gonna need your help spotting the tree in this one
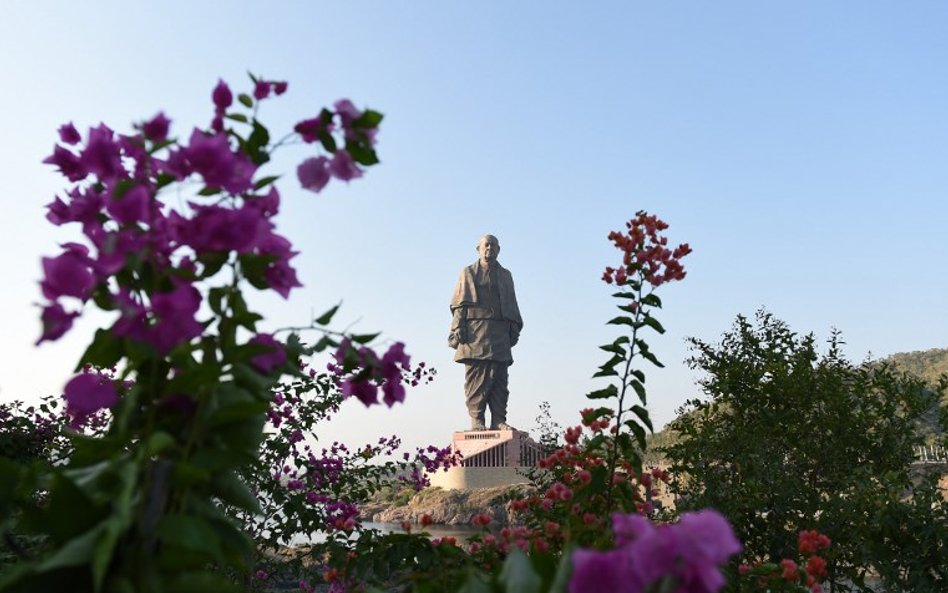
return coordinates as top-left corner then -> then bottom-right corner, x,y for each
665,310 -> 947,592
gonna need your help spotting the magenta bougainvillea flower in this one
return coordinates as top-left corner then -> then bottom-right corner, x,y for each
249,334 -> 287,373
36,302 -> 80,345
40,244 -> 95,301
328,150 -> 362,182
297,156 -> 331,193
570,510 -> 741,593
211,79 -> 232,111
106,184 -> 151,225
58,122 -> 81,145
80,124 -> 124,183
180,129 -> 256,193
64,370 -> 118,426
141,112 -> 171,142
380,342 -> 410,406
43,144 -> 86,182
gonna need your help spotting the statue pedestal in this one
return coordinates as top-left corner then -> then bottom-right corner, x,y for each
427,429 -> 544,490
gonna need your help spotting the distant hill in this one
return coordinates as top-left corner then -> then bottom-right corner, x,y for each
883,346 -> 948,392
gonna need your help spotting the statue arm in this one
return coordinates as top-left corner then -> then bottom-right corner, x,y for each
449,270 -> 471,348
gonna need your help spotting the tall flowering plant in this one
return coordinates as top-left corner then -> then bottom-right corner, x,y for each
413,214 -> 740,593
0,75 -> 405,593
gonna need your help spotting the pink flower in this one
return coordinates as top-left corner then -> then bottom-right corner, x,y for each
148,284 -> 204,354
43,144 -> 86,182
380,342 -> 409,406
36,302 -> 80,345
253,80 -> 271,100
570,549 -> 638,593
571,510 -> 740,593
297,156 -> 331,193
58,122 -> 81,145
41,244 -> 95,301
141,112 -> 171,142
334,99 -> 361,126
106,184 -> 151,225
46,187 -> 104,227
212,79 -> 232,111
341,378 -> 379,407
64,370 -> 118,426
80,124 -> 124,182
173,203 -> 270,254
293,117 -> 332,144
328,150 -> 362,182
274,81 -> 288,95
180,129 -> 256,194
249,334 -> 287,373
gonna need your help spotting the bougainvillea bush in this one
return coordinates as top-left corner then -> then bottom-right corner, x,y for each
0,73 -> 760,593
0,74 -> 409,593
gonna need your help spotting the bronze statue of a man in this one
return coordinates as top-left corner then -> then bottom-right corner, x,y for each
449,234 -> 523,431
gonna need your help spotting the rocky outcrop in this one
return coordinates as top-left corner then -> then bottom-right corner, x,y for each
362,484 -> 533,526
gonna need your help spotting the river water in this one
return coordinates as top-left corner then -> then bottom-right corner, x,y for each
288,522 -> 482,546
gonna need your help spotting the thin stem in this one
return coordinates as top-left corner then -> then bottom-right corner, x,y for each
604,275 -> 645,510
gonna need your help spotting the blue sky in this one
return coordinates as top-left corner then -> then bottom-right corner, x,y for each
2,2 -> 947,451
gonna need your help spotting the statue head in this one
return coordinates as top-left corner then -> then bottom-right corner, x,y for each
477,234 -> 500,265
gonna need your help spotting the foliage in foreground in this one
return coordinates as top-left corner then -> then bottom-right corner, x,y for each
665,310 -> 948,592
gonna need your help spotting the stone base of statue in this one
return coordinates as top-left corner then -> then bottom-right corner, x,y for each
427,428 -> 545,490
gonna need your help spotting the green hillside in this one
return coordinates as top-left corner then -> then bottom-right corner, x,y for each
884,346 -> 948,392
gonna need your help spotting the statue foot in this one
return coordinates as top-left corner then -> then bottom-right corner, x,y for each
470,420 -> 487,431
492,422 -> 515,431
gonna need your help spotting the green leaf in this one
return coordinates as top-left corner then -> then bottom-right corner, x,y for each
37,522 -> 106,571
156,514 -> 224,561
592,367 -> 619,378
587,384 -> 618,400
641,293 -> 662,307
211,470 -> 262,514
77,329 -> 124,371
499,548 -> 541,593
353,109 -> 384,128
640,349 -> 665,368
225,113 -> 248,123
611,291 -> 637,299
350,332 -> 380,345
146,431 -> 176,456
629,378 -> 647,403
549,544 -> 576,593
311,334 -> 339,353
642,315 -> 666,334
254,175 -> 280,189
318,130 -> 337,153
457,571 -> 492,593
630,405 -> 654,432
237,93 -> 253,108
347,142 -> 380,166
248,119 -> 270,149
208,287 -> 226,315
607,316 -> 635,327
197,185 -> 221,196
628,421 -> 648,451
315,303 -> 341,325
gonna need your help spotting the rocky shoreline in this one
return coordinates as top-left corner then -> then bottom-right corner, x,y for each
360,484 -> 533,526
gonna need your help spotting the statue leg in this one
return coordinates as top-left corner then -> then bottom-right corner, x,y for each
487,362 -> 509,429
464,362 -> 488,430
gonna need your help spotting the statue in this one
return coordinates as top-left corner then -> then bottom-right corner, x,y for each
449,234 -> 523,431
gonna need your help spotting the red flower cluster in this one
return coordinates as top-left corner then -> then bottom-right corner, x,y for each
739,528 -> 831,592
798,529 -> 831,555
602,211 -> 692,288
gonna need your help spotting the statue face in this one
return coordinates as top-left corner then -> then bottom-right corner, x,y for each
478,236 -> 499,264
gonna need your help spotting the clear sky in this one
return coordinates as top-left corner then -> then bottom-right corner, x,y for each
2,2 -> 947,452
